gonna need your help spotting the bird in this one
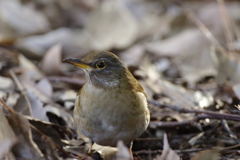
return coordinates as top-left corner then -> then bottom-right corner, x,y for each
63,51 -> 150,154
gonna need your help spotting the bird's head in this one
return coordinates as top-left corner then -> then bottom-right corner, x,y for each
63,51 -> 128,88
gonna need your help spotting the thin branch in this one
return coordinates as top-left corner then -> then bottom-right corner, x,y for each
148,100 -> 240,122
0,99 -> 15,113
9,69 -> 33,116
221,119 -> 240,144
47,76 -> 85,86
217,0 -> 234,51
188,13 -> 227,54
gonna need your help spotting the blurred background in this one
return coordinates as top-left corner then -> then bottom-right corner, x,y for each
1,0 -> 240,160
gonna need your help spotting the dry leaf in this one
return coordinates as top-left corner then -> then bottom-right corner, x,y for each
40,44 -> 62,76
15,28 -> 89,59
147,29 -> 216,86
36,78 -> 53,97
115,141 -> 131,160
0,76 -> 14,90
84,0 -> 138,50
188,132 -> 204,146
6,93 -> 20,108
93,143 -> 117,160
211,46 -> 240,85
0,0 -> 49,36
191,150 -> 219,160
157,133 -> 180,160
0,108 -> 17,159
6,111 -> 43,159
232,83 -> 240,100
119,44 -> 145,66
0,138 -> 17,159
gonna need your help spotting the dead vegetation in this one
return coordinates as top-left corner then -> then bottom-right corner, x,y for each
1,0 -> 240,160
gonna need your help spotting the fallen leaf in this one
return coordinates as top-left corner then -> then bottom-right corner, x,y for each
6,110 -> 43,159
119,44 -> 145,66
84,0 -> 138,50
15,28 -> 89,60
191,150 -> 219,160
0,108 -> 17,159
211,46 -> 240,85
40,44 -> 62,76
188,132 -> 204,146
0,138 -> 17,159
0,76 -> 14,91
36,78 -> 53,97
115,141 -> 131,160
0,0 -> 49,36
157,133 -> 180,160
6,93 -> 20,108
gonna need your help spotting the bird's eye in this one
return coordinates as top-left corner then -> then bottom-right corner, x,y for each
96,61 -> 106,69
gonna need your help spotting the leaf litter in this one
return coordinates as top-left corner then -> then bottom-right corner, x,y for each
1,0 -> 240,160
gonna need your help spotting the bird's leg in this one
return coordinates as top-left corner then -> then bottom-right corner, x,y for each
127,141 -> 134,160
88,139 -> 94,153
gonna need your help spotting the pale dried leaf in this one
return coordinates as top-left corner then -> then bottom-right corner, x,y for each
28,90 -> 47,121
115,141 -> 131,160
60,90 -> 77,101
20,73 -> 75,128
158,133 -> 180,160
119,44 -> 145,66
0,107 -> 16,142
40,44 -> 62,76
6,111 -> 43,159
147,29 -> 216,86
92,143 -> 117,160
36,78 -> 53,97
232,83 -> 240,100
191,150 -> 219,160
6,93 -> 20,108
85,0 -> 138,50
0,76 -> 14,90
15,28 -> 88,59
0,0 -> 49,35
188,132 -> 204,146
211,47 -> 240,85
0,138 -> 17,159
18,54 -> 44,80
0,108 -> 17,159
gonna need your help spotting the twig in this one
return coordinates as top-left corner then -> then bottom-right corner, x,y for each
188,13 -> 227,54
134,148 -> 204,155
150,114 -> 218,129
9,69 -> 33,116
148,100 -> 240,121
217,0 -> 234,51
47,76 -> 85,86
0,99 -> 15,113
221,119 -> 240,144
30,124 -> 77,159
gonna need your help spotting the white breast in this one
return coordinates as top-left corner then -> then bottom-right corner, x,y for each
74,82 -> 150,146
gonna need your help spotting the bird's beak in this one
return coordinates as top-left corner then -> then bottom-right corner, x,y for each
63,58 -> 93,70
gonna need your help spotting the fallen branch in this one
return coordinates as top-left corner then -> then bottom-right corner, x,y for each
148,100 -> 240,122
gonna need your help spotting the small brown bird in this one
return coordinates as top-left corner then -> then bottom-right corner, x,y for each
63,51 -> 150,150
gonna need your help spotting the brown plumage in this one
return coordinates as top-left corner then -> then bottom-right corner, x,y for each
63,51 -> 150,148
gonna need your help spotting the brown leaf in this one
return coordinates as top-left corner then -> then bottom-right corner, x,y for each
0,108 -> 17,159
6,111 -> 43,159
